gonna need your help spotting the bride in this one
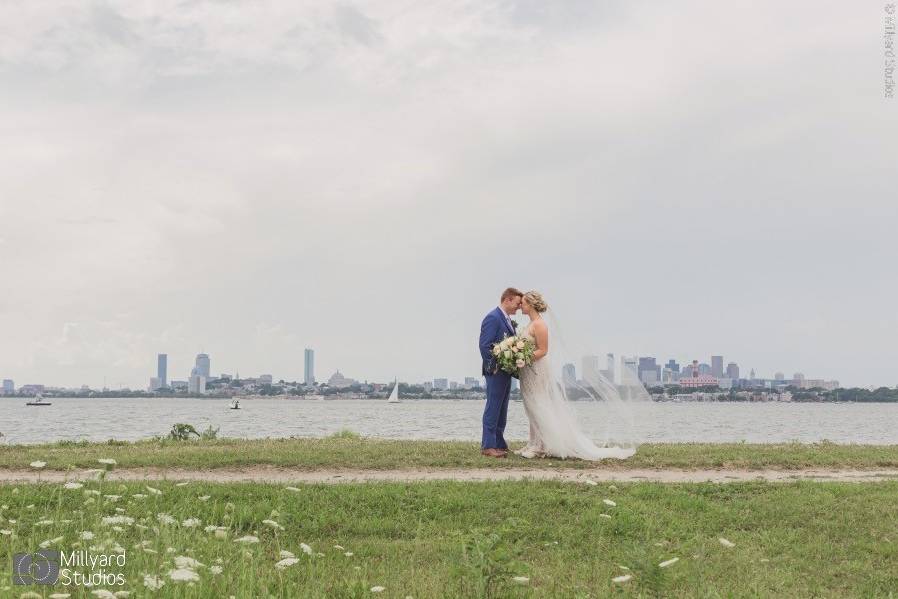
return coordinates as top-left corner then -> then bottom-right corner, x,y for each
513,290 -> 636,461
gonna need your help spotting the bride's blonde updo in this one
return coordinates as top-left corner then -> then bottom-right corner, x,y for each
523,291 -> 548,313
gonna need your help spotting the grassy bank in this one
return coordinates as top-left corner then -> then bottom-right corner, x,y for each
2,436 -> 898,471
0,479 -> 895,597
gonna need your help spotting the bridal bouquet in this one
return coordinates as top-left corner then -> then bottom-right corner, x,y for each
492,335 -> 536,376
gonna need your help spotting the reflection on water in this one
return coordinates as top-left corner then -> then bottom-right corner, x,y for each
1,398 -> 897,445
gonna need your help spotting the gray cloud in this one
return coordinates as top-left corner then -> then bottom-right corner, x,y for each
0,1 -> 895,389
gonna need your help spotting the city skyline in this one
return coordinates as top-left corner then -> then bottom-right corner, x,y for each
1,3 -> 895,389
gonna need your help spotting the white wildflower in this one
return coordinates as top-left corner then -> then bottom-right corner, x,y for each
167,568 -> 200,582
719,537 -> 735,548
659,557 -> 679,568
370,587 -> 386,593
29,461 -> 46,469
97,459 -> 117,466
181,518 -> 201,528
64,482 -> 83,490
603,499 -> 616,507
198,495 -> 211,502
234,535 -> 260,544
209,565 -> 222,575
173,556 -> 204,569
101,516 -> 134,526
612,574 -> 632,583
262,519 -> 284,531
146,486 -> 162,495
300,543 -> 313,555
512,576 -> 530,584
143,574 -> 165,590
275,557 -> 300,569
90,590 -> 116,599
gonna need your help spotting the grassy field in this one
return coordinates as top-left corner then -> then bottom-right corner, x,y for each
0,478 -> 896,597
2,435 -> 898,471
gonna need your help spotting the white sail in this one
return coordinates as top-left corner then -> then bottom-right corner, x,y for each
387,379 -> 400,403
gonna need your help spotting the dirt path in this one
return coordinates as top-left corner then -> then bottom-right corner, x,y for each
2,466 -> 898,484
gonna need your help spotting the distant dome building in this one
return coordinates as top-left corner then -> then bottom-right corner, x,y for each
327,370 -> 358,389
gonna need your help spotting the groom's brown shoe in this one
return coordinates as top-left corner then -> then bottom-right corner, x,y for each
481,448 -> 506,458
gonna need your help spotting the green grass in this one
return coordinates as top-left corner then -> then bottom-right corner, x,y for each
2,436 -> 898,471
0,479 -> 896,597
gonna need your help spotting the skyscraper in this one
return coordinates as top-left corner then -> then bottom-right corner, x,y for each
157,354 -> 168,388
2,379 -> 13,395
582,355 -> 600,383
638,357 -> 661,385
562,363 -> 577,387
195,353 -> 210,378
711,355 -> 724,378
304,349 -> 315,386
726,362 -> 740,380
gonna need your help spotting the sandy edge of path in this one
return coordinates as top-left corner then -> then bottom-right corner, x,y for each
2,466 -> 898,484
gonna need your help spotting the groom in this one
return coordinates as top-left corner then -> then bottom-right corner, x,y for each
478,287 -> 523,458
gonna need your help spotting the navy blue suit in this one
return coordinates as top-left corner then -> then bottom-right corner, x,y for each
479,307 -> 515,450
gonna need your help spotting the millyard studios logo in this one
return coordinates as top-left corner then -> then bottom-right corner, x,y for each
12,549 -> 126,587
12,550 -> 60,585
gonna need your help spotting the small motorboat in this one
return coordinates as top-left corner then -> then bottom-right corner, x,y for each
26,394 -> 52,406
229,400 -> 240,410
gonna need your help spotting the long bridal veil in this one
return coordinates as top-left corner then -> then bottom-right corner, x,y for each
534,309 -> 651,452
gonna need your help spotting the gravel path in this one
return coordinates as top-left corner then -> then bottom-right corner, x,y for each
2,466 -> 898,484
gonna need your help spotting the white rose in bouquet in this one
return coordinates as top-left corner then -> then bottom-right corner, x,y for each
515,359 -> 526,368
492,346 -> 501,356
515,341 -> 525,350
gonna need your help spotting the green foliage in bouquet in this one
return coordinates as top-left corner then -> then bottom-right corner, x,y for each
491,335 -> 536,376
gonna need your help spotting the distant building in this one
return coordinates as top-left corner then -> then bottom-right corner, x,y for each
450,381 -> 459,390
2,379 -> 13,395
148,377 -> 162,392
678,360 -> 719,388
195,353 -> 211,378
711,356 -> 724,378
304,349 -> 315,386
792,372 -> 805,387
188,374 -> 206,394
157,354 -> 168,388
698,363 -> 712,375
423,381 -> 433,392
562,363 -> 577,387
170,380 -> 188,391
774,372 -> 785,381
638,357 -> 661,386
328,370 -> 357,389
726,362 -> 740,380
463,377 -> 481,389
605,353 -> 615,383
620,356 -> 638,382
581,355 -> 600,383
666,359 -> 680,373
20,384 -> 45,395
433,378 -> 449,391
259,374 -> 273,385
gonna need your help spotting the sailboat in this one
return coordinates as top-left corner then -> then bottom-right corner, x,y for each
387,379 -> 400,403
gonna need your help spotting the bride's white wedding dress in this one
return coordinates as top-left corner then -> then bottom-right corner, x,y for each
514,322 -> 635,461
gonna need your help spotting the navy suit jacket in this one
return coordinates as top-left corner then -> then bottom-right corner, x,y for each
479,307 -> 516,376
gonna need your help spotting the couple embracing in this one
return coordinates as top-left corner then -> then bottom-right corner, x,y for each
478,287 -> 636,461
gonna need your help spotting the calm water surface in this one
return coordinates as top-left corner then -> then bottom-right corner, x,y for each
2,398 -> 897,445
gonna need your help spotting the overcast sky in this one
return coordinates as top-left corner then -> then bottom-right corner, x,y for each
1,1 -> 895,389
